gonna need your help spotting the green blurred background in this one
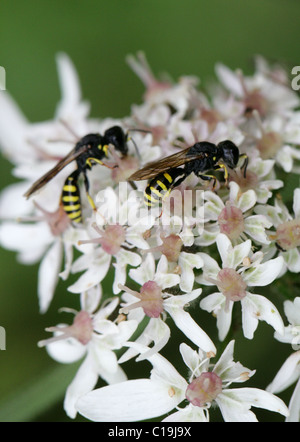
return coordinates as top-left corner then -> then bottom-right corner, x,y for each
0,0 -> 299,422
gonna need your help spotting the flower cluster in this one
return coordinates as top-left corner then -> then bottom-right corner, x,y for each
1,51 -> 300,421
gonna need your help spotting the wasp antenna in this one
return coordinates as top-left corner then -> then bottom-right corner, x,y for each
127,128 -> 152,134
131,136 -> 142,162
47,137 -> 75,144
239,153 -> 248,178
59,118 -> 79,140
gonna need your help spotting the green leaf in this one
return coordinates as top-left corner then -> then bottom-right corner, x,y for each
0,363 -> 80,422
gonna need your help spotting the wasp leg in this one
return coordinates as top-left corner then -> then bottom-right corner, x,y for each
61,170 -> 82,223
82,171 -> 97,211
239,153 -> 248,178
126,133 -> 142,162
213,163 -> 229,186
86,157 -> 117,170
198,173 -> 218,190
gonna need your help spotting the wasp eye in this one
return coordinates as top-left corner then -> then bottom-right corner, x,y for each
218,140 -> 240,168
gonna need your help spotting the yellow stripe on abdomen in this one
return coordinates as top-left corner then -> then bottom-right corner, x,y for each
63,184 -> 77,192
63,204 -> 81,212
61,174 -> 82,223
62,195 -> 79,202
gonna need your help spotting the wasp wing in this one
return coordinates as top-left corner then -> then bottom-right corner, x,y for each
24,144 -> 89,198
128,147 -> 205,181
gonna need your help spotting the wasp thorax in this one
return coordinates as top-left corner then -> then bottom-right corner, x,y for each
186,372 -> 222,407
274,219 -> 300,250
256,131 -> 282,160
218,202 -> 245,240
217,268 -> 247,303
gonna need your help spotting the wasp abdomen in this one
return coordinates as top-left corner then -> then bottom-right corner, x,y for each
61,172 -> 82,223
144,169 -> 184,207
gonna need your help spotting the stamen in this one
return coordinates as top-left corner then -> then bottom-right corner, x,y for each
119,281 -> 164,318
217,267 -> 247,311
38,310 -> 93,347
186,372 -> 222,407
142,234 -> 183,262
78,223 -> 126,255
20,201 -> 71,236
218,202 -> 245,240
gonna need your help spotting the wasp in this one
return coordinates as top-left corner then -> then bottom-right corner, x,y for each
128,140 -> 248,207
24,126 -> 129,223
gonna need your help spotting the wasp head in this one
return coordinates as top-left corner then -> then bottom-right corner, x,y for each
217,140 -> 240,169
104,126 -> 128,157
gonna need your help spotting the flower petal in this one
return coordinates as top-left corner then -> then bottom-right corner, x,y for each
200,293 -> 233,341
38,240 -> 63,313
76,379 -> 182,422
267,351 -> 300,394
165,301 -> 216,354
244,215 -> 272,244
293,188 -> 300,219
216,234 -> 251,269
129,253 -> 155,285
243,256 -> 284,286
216,391 -> 258,422
68,257 -> 111,293
226,387 -> 289,417
286,377 -> 300,422
282,248 -> 300,273
45,334 -> 86,364
178,252 -> 203,292
213,340 -> 255,383
196,253 -> 220,284
162,404 -> 208,422
215,63 -> 244,97
64,353 -> 98,419
241,293 -> 284,340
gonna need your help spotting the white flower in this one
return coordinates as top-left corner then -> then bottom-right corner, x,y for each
127,51 -> 197,119
215,62 -> 299,119
67,186 -> 153,295
76,340 -> 288,422
1,51 -> 299,423
38,286 -> 138,419
267,297 -> 300,422
267,351 -> 300,422
197,233 -> 285,340
274,297 -> 300,347
0,53 -> 100,312
256,188 -> 300,273
119,253 -> 216,359
196,181 -> 272,247
250,110 -> 300,173
236,154 -> 283,204
0,205 -> 93,312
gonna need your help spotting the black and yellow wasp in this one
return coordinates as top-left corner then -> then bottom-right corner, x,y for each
24,126 -> 129,223
128,140 -> 248,207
